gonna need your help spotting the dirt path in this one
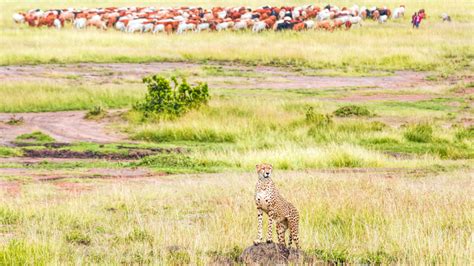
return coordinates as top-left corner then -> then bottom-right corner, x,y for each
0,110 -> 125,145
0,62 -> 434,90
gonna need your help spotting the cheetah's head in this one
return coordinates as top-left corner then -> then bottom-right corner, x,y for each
256,163 -> 273,179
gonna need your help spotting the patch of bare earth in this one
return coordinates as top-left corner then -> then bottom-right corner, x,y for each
0,62 -> 436,90
0,110 -> 125,146
336,93 -> 434,102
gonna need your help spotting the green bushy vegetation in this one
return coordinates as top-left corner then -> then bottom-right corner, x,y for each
134,76 -> 209,119
85,105 -> 107,120
333,105 -> 372,117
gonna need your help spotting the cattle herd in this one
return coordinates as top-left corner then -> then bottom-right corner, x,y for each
13,4 -> 409,33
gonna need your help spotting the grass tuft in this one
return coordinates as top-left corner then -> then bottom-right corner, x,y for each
404,123 -> 433,143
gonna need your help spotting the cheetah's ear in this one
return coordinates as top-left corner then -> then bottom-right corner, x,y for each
255,164 -> 260,170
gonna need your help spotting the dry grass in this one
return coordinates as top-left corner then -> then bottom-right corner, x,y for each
0,170 -> 472,264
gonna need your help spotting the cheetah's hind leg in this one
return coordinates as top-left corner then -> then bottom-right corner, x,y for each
289,218 -> 300,249
276,221 -> 288,247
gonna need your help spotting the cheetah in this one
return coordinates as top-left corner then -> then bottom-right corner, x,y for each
253,163 -> 300,249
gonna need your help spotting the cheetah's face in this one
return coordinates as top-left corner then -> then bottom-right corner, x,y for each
256,163 -> 273,178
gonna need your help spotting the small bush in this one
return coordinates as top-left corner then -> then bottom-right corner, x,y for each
65,230 -> 91,245
404,123 -> 433,143
127,228 -> 154,242
308,248 -> 349,264
5,116 -> 24,126
359,250 -> 396,264
207,246 -> 243,263
305,107 -> 332,127
333,105 -> 372,117
85,105 -> 107,120
167,248 -> 191,265
134,75 -> 209,118
16,131 -> 54,143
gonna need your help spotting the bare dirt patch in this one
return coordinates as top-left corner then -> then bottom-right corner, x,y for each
0,110 -> 125,145
337,93 -> 434,102
0,62 -> 435,90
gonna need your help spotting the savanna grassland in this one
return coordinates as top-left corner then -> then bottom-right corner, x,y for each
0,0 -> 473,265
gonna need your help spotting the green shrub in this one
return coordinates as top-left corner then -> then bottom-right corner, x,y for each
307,248 -> 349,264
358,250 -> 396,264
134,75 -> 209,118
305,107 -> 332,127
167,248 -> 191,265
85,105 -> 107,119
16,131 -> 54,143
65,230 -> 91,245
333,105 -> 371,117
5,116 -> 24,126
404,123 -> 433,143
127,228 -> 154,242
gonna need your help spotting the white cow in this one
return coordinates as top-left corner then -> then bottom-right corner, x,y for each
12,13 -> 25,23
393,6 -> 406,19
233,20 -> 249,30
304,20 -> 315,29
252,21 -> 266,32
176,22 -> 195,34
53,18 -> 61,29
153,24 -> 165,33
349,16 -> 362,26
216,21 -> 233,31
115,21 -> 126,31
73,18 -> 87,29
143,23 -> 154,33
196,23 -> 210,32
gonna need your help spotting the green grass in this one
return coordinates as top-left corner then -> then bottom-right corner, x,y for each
0,82 -> 145,112
16,131 -> 55,143
0,240 -> 51,265
0,146 -> 22,157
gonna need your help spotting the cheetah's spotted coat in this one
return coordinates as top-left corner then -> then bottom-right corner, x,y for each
254,163 -> 300,249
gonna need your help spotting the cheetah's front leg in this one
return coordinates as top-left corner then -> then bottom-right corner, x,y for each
253,208 -> 263,245
266,210 -> 274,243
